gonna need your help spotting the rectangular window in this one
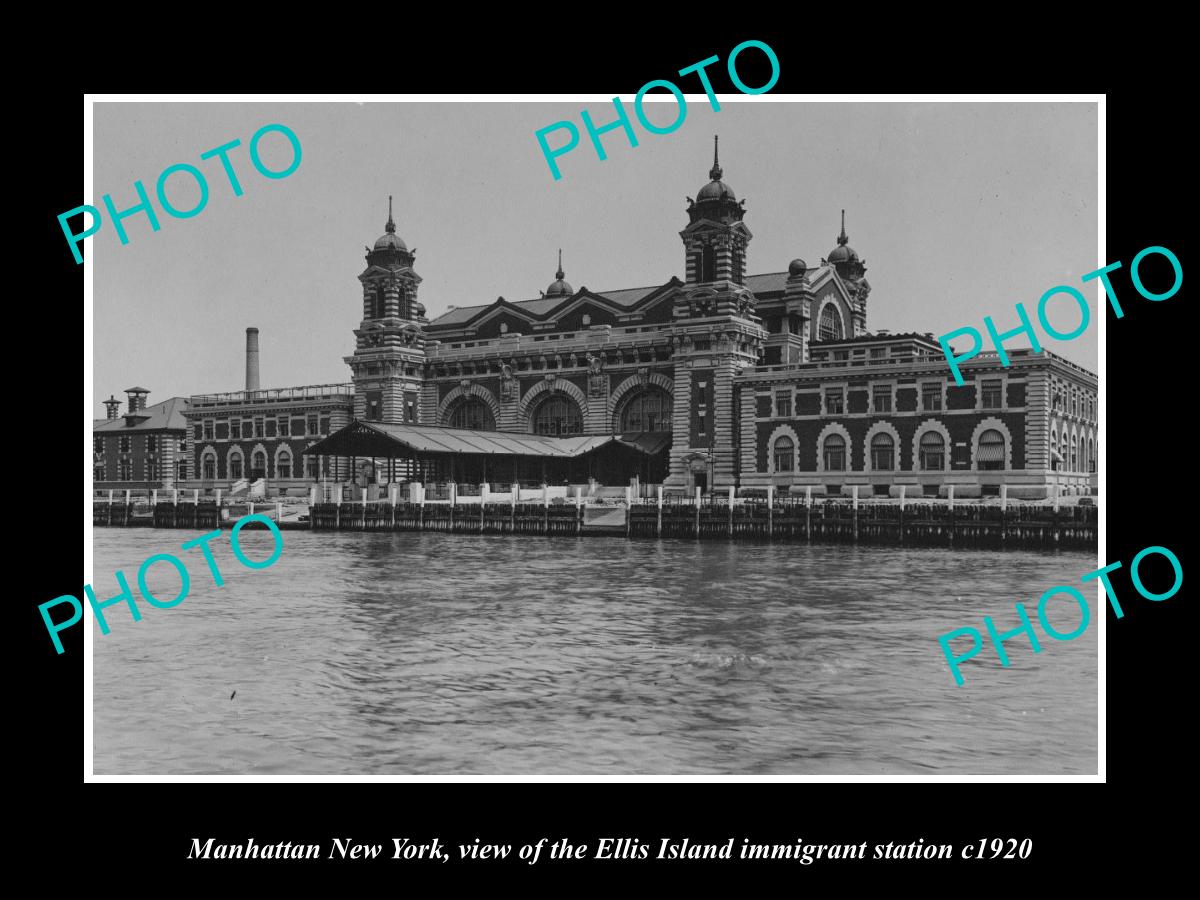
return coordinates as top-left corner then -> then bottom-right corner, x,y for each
873,387 -> 892,413
825,388 -> 844,415
701,245 -> 716,282
306,455 -> 320,478
775,392 -> 792,418
146,436 -> 157,452
119,436 -> 131,453
94,436 -> 104,453
406,399 -> 416,423
698,411 -> 707,435
922,385 -> 942,412
203,420 -> 214,441
179,438 -> 187,452
870,347 -> 886,359
320,416 -> 331,434
279,418 -> 290,437
266,419 -> 277,438
194,423 -> 203,441
230,419 -> 241,439
292,417 -> 305,435
833,351 -> 849,361
981,379 -> 1003,409
119,460 -> 132,481
366,391 -> 383,422
254,418 -> 265,438
94,465 -> 105,481
307,415 -> 319,436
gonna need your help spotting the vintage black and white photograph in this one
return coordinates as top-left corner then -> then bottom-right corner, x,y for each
87,99 -> 1099,776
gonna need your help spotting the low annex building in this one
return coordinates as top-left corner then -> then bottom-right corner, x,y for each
93,387 -> 189,491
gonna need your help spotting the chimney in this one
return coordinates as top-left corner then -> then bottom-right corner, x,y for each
245,327 -> 261,393
124,387 -> 150,414
103,395 -> 121,419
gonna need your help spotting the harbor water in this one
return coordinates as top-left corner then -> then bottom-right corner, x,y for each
92,529 -> 1098,775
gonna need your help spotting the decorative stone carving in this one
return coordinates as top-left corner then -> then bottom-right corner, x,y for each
500,364 -> 516,402
587,354 -> 606,398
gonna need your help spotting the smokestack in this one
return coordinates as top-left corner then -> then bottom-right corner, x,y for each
245,327 -> 260,393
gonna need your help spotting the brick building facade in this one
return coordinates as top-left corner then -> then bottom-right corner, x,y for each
117,140 -> 1098,500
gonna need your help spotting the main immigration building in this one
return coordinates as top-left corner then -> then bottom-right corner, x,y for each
96,144 -> 1098,501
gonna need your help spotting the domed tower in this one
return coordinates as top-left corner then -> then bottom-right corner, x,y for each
666,138 -> 766,496
680,135 -> 752,292
826,210 -> 870,335
345,196 -> 427,425
544,249 -> 573,298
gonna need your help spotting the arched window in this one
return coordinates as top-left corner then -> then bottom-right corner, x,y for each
277,449 -> 292,479
773,435 -> 794,472
447,397 -> 495,430
252,450 -> 267,478
1089,437 -> 1096,473
1070,436 -> 1078,472
229,451 -> 243,480
976,429 -> 1006,471
823,433 -> 846,471
202,453 -> 216,481
819,304 -> 843,341
919,431 -> 945,470
619,388 -> 671,432
870,432 -> 894,470
531,392 -> 583,436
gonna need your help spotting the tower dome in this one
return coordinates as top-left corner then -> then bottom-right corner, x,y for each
545,249 -> 573,298
696,134 -> 736,202
687,136 -> 745,227
828,209 -> 859,264
374,195 -> 408,251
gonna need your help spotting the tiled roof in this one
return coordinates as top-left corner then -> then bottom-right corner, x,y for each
428,267 -> 836,330
428,283 -> 665,329
93,396 -> 190,432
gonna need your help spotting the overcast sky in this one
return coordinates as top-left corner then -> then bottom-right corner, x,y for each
92,100 -> 1097,415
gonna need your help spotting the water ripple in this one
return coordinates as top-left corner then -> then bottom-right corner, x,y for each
93,530 -> 1097,775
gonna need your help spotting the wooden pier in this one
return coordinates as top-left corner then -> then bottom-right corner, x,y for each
93,490 -> 1097,549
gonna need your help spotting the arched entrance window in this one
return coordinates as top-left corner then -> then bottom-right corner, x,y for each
773,435 -> 794,472
447,397 -> 495,430
531,392 -> 582,436
619,387 -> 671,432
976,429 -> 1006,471
823,433 -> 846,471
819,304 -> 843,341
870,432 -> 894,470
919,431 -> 945,470
229,451 -> 243,480
277,449 -> 292,479
1089,437 -> 1096,473
1070,436 -> 1078,472
252,450 -> 267,478
202,453 -> 216,481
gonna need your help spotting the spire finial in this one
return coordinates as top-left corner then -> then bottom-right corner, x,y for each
709,135 -> 723,181
837,209 -> 848,245
556,248 -> 564,280
385,195 -> 396,234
